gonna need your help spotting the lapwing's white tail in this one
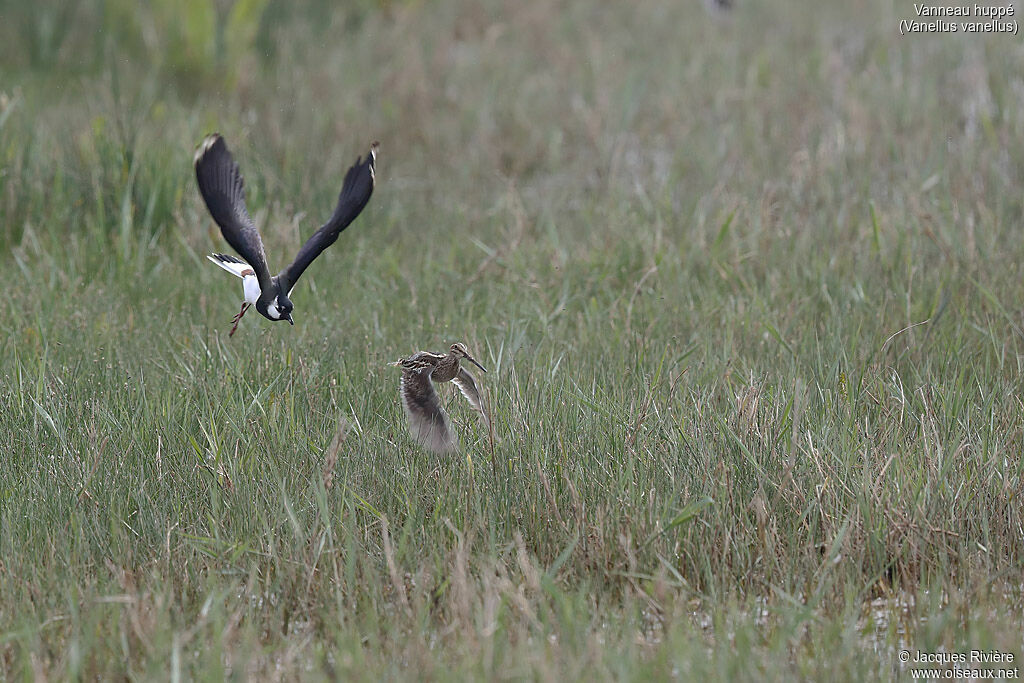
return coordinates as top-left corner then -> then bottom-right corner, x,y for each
207,253 -> 255,279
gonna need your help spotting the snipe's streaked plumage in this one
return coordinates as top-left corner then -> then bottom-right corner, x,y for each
391,343 -> 488,453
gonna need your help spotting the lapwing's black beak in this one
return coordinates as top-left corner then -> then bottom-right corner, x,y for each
286,313 -> 294,325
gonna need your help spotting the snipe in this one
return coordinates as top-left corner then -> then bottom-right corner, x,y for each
391,343 -> 488,452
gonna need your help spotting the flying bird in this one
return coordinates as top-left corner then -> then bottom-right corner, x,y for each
391,343 -> 489,453
195,133 -> 377,336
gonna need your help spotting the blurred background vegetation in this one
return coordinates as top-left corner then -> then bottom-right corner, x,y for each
2,0 -> 1024,679
0,0 -> 363,78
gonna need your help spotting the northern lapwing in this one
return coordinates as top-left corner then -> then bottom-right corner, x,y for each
391,343 -> 488,453
195,133 -> 377,336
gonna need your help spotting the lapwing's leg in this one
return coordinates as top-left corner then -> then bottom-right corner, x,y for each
229,302 -> 250,337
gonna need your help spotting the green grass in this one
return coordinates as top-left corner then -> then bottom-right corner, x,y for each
2,0 -> 1024,679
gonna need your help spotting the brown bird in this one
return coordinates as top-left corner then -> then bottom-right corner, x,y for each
391,343 -> 488,452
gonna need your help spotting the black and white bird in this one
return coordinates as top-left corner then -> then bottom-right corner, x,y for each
195,133 -> 377,336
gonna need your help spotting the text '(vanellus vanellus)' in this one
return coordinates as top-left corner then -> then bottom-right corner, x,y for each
195,134 -> 377,336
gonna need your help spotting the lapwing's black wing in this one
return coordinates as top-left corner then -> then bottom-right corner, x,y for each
277,143 -> 377,295
194,134 -> 274,296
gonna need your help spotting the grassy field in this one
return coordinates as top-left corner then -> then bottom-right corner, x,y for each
2,0 -> 1024,679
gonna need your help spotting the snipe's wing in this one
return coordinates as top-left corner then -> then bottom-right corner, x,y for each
400,367 -> 457,453
452,367 -> 489,430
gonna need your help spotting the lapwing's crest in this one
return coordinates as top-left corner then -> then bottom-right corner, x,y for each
195,133 -> 377,336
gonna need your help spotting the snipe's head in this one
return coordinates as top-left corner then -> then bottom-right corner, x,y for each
450,343 -> 487,373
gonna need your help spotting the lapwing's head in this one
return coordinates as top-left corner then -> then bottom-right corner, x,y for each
276,295 -> 294,325
259,287 -> 294,325
450,343 -> 487,373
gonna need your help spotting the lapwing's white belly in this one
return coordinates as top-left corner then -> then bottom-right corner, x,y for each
242,275 -> 261,305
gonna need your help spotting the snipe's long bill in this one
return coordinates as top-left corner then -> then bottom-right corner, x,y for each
391,343 -> 488,453
195,133 -> 377,336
